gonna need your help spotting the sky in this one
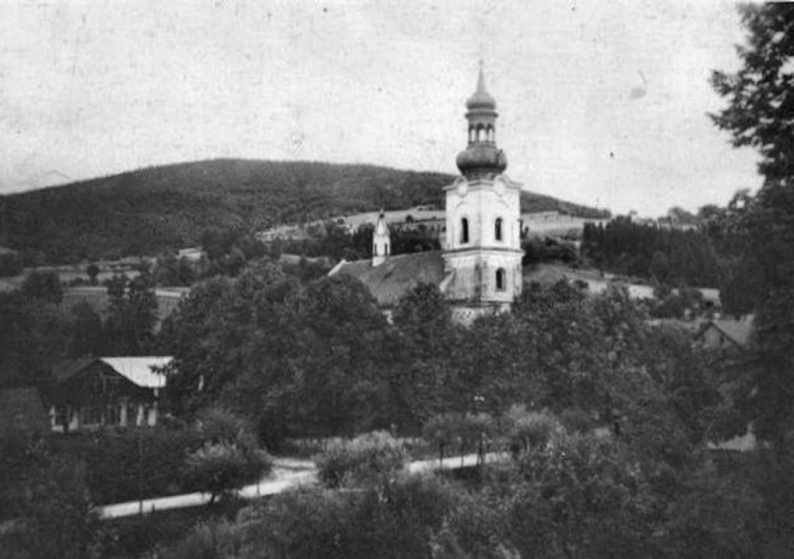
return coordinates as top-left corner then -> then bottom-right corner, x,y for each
0,0 -> 762,216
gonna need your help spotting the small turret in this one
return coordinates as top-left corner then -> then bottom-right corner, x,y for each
372,210 -> 391,267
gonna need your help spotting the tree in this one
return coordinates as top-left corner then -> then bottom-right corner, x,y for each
104,273 -> 158,355
21,270 -> 63,304
68,301 -> 105,357
0,291 -> 71,387
86,262 -> 100,285
0,437 -> 100,559
505,432 -> 660,559
186,442 -> 270,505
186,407 -> 272,505
711,3 -> 794,453
315,431 -> 406,489
648,250 -> 670,283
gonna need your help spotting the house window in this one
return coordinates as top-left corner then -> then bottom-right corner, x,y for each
495,268 -> 506,291
460,218 -> 469,244
495,217 -> 503,241
83,406 -> 103,426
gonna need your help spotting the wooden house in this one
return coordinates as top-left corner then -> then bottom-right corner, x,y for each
49,357 -> 171,432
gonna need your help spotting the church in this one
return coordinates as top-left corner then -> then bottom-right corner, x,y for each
329,67 -> 524,324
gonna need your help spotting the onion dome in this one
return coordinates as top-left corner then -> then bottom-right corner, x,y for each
456,144 -> 507,178
466,66 -> 496,111
456,64 -> 506,179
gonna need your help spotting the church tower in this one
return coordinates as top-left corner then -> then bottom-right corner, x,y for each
371,210 -> 391,267
442,65 -> 524,320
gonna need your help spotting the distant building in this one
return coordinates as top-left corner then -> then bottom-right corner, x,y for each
48,356 -> 171,432
331,66 -> 523,323
694,315 -> 754,351
177,247 -> 206,262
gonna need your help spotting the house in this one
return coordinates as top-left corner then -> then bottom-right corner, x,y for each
331,66 -> 524,324
695,315 -> 754,350
0,387 -> 50,439
48,356 -> 172,432
177,247 -> 206,262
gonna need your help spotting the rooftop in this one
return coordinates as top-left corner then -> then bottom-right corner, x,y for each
331,250 -> 448,307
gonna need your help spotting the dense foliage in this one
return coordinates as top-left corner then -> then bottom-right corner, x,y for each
582,217 -> 722,286
159,259 -> 719,458
0,434 -> 99,559
710,3 -> 794,452
0,270 -> 162,388
315,431 -> 406,488
704,3 -> 794,551
156,415 -> 768,559
0,159 -> 608,264
46,408 -> 269,505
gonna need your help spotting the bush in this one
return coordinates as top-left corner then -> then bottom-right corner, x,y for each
50,427 -> 204,504
169,519 -> 245,559
50,408 -> 271,505
559,407 -> 596,434
167,474 -> 455,559
502,406 -> 562,456
315,431 -> 406,488
186,442 -> 271,504
422,412 -> 497,463
195,406 -> 258,450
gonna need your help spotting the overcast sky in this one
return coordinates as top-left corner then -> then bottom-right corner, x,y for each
0,0 -> 761,216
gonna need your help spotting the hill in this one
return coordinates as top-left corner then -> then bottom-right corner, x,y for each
0,159 -> 610,263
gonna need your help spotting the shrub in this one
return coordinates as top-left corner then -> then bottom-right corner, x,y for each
315,431 -> 406,488
186,442 -> 271,505
195,406 -> 258,450
169,519 -> 245,559
503,405 -> 562,456
559,407 -> 596,434
422,412 -> 497,463
50,427 -> 205,504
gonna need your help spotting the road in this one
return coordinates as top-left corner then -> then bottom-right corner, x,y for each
98,453 -> 506,519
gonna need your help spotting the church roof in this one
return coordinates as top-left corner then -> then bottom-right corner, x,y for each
331,250 -> 448,307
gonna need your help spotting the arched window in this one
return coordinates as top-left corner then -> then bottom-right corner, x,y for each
495,268 -> 506,291
460,218 -> 469,244
487,125 -> 494,142
494,217 -> 503,241
476,124 -> 484,142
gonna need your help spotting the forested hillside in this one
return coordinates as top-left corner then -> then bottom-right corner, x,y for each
0,159 -> 609,263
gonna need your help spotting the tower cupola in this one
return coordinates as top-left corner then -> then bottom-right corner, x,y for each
371,210 -> 391,267
456,63 -> 507,179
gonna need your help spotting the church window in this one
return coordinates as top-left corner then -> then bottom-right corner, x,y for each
495,217 -> 503,241
460,218 -> 469,244
495,268 -> 506,291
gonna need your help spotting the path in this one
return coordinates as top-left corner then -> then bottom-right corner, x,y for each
98,453 -> 506,520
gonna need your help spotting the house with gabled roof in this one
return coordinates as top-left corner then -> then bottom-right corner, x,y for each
48,356 -> 171,432
695,315 -> 755,351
